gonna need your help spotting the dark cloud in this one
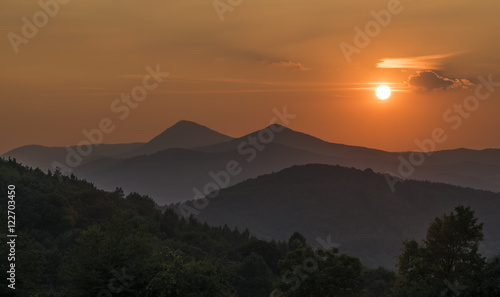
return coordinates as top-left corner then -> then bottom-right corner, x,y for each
407,71 -> 473,91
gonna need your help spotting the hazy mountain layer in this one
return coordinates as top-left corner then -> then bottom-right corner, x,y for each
186,164 -> 500,268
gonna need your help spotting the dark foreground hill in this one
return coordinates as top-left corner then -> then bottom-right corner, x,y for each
1,158 -> 499,296
184,164 -> 500,268
0,158 -> 285,296
0,158 -> 400,297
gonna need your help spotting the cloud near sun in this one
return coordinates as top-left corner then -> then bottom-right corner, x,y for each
377,53 -> 473,92
406,71 -> 473,92
377,53 -> 459,70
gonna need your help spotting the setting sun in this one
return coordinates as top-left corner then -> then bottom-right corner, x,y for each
376,85 -> 391,100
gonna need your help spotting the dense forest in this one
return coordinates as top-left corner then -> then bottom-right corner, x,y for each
0,158 -> 499,296
190,164 -> 500,268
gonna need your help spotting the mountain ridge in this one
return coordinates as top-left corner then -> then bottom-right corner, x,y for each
186,163 -> 500,268
4,120 -> 500,197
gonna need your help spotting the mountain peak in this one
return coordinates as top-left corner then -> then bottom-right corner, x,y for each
264,123 -> 289,131
131,120 -> 233,155
152,120 -> 220,142
170,120 -> 204,128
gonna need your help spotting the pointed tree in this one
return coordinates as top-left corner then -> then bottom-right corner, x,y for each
288,232 -> 307,251
395,205 -> 485,296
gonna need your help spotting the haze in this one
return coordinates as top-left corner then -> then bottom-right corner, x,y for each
1,0 -> 500,154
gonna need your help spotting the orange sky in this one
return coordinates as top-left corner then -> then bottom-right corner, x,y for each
1,0 -> 500,154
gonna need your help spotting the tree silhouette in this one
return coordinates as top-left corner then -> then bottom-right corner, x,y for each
395,205 -> 485,296
288,232 -> 307,250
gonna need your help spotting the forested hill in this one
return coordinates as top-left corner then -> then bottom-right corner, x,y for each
0,158 -> 399,297
190,164 -> 500,268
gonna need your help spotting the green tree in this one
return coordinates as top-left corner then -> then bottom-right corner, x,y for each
274,246 -> 362,297
0,231 -> 46,297
142,248 -> 185,297
143,248 -> 237,297
235,252 -> 274,297
181,261 -> 237,297
395,205 -> 485,297
288,232 -> 307,251
61,218 -> 157,296
358,267 -> 396,297
462,254 -> 500,297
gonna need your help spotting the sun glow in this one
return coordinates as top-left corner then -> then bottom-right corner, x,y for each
376,85 -> 391,100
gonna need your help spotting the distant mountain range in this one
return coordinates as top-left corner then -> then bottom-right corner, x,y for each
183,164 -> 500,268
3,142 -> 144,171
2,121 -> 232,171
3,120 -> 500,204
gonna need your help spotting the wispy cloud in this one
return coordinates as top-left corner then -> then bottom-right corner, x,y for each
269,61 -> 311,71
377,53 -> 462,70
